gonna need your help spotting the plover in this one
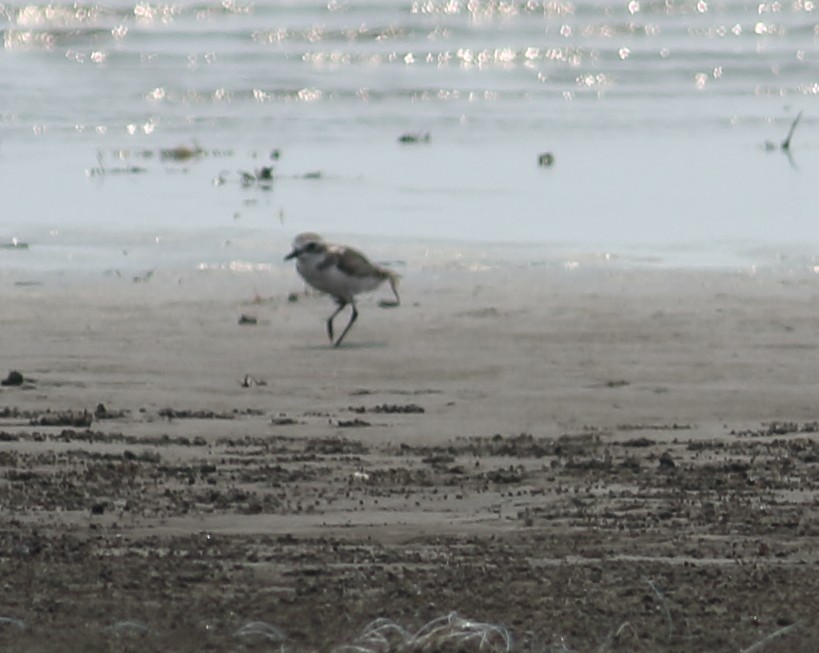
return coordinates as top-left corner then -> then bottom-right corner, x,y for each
285,233 -> 400,347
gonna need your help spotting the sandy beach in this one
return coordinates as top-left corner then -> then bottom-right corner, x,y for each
1,264 -> 818,652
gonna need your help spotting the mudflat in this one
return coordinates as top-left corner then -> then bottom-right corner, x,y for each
1,265 -> 817,652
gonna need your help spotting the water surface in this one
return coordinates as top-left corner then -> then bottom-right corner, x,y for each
1,0 -> 818,276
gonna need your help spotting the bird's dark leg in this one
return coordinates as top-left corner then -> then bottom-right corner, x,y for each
333,301 -> 358,348
388,275 -> 400,305
377,275 -> 401,309
326,300 -> 347,343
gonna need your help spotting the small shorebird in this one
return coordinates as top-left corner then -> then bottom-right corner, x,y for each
285,233 -> 400,347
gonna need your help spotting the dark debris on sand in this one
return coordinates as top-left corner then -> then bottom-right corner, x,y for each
1,370 -> 25,387
0,418 -> 817,652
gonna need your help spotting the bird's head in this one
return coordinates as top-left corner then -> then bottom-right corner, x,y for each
285,232 -> 327,261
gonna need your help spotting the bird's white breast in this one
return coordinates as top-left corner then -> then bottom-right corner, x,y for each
297,254 -> 382,302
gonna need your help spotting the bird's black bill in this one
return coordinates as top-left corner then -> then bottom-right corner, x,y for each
284,249 -> 298,261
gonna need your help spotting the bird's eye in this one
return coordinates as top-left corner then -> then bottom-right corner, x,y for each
304,242 -> 318,252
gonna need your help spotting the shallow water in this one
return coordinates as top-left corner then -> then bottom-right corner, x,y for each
1,0 -> 818,276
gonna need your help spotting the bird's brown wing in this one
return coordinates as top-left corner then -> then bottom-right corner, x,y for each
321,247 -> 388,280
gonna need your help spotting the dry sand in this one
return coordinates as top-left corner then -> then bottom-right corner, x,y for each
0,264 -> 817,652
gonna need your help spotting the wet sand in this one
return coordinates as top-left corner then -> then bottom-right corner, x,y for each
1,264 -> 817,652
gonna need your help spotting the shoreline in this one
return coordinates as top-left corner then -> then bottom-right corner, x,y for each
5,224 -> 819,283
